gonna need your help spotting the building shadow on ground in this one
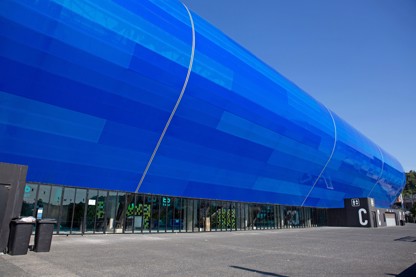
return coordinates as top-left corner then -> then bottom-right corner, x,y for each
230,265 -> 288,277
387,263 -> 416,277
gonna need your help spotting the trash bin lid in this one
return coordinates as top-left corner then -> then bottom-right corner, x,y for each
12,216 -> 36,223
37,218 -> 57,224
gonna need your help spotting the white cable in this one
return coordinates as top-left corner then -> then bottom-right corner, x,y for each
367,145 -> 384,197
301,107 -> 337,207
135,3 -> 195,193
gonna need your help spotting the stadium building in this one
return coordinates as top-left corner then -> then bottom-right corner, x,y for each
0,0 -> 406,237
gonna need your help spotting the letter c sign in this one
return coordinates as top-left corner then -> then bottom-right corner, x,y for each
358,208 -> 368,226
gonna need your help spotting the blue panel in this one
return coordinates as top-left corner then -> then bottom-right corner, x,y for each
0,0 -> 405,208
0,91 -> 105,142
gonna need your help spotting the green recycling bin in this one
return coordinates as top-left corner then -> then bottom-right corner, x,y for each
8,218 -> 35,255
34,219 -> 57,252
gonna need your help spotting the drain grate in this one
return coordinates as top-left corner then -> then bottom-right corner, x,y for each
395,236 -> 416,242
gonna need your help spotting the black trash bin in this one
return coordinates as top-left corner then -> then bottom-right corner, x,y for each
8,218 -> 35,255
34,219 -> 56,252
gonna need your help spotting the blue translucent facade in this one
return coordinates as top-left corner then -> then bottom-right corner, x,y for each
0,0 -> 405,208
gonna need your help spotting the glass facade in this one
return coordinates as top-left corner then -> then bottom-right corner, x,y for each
23,182 -> 328,235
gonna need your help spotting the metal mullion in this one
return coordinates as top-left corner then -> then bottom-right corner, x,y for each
149,196 -> 153,233
92,191 -> 98,234
205,201 -> 209,232
193,200 -> 196,233
185,199 -> 188,233
221,203 -> 224,232
274,205 -> 278,229
302,207 -> 305,228
192,200 -> 195,233
243,203 -> 245,231
235,203 -> 237,231
179,198 -> 182,233
102,191 -> 109,234
238,203 -> 241,231
276,205 -> 279,229
278,205 -> 281,229
218,203 -> 221,232
229,202 -> 231,231
259,205 -> 262,230
213,202 -> 217,232
113,192 -> 119,234
165,197 -> 168,233
157,196 -> 161,233
122,193 -> 127,234
140,194 -> 145,234
227,202 -> 230,231
131,194 -> 136,234
172,197 -> 175,233
82,189 -> 88,235
57,187 -> 64,235
44,185 -> 52,217
70,188 -> 77,235
34,184 -> 40,218
243,203 -> 246,231
141,194 -> 145,234
208,200 -> 212,232
228,202 -> 231,231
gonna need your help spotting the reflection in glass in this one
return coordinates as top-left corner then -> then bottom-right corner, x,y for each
59,187 -> 75,234
199,200 -> 209,232
172,198 -> 183,232
48,186 -> 62,233
241,203 -> 248,230
193,200 -> 200,232
162,196 -> 175,232
304,207 -> 311,227
209,201 -> 219,231
19,184 -> 329,235
159,196 -> 168,232
37,185 -> 51,218
48,186 -> 62,219
137,194 -> 147,233
230,202 -> 237,231
114,192 -> 125,233
236,203 -> 242,230
311,208 -> 326,227
95,190 -> 108,233
150,196 -> 160,233
274,206 -> 280,229
124,194 -> 135,233
265,205 -> 275,229
106,191 -> 117,233
86,189 -> 98,233
72,189 -> 86,234
183,199 -> 194,232
21,183 -> 38,217
143,195 -> 154,233
249,204 -> 260,230
283,206 -> 303,228
139,195 -> 149,232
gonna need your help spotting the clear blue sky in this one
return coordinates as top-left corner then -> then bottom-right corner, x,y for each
181,0 -> 416,172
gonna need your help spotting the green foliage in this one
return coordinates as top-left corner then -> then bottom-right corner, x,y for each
404,171 -> 416,217
405,170 -> 416,190
403,171 -> 416,195
410,203 -> 416,219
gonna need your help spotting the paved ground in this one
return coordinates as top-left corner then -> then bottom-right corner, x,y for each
1,224 -> 415,277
